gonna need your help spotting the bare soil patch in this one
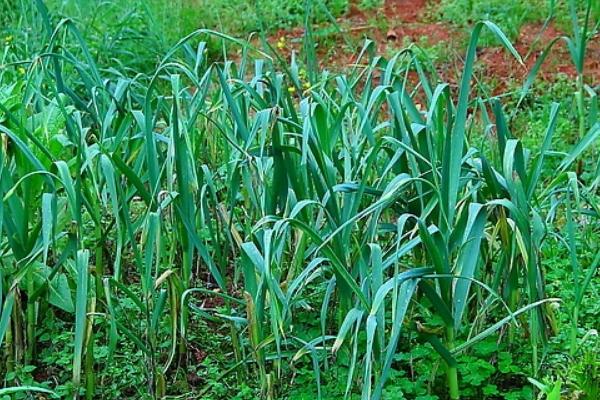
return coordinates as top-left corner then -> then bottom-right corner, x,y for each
268,1 -> 599,89
384,0 -> 427,22
479,22 -> 600,93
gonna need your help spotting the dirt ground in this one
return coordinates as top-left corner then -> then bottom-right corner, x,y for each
271,0 -> 600,88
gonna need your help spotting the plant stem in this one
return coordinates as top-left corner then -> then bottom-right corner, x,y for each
85,335 -> 95,399
576,73 -> 585,174
13,294 -> 24,365
569,305 -> 579,355
5,318 -> 14,381
446,327 -> 460,400
26,271 -> 35,364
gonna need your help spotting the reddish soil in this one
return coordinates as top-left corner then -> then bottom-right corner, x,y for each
268,0 -> 600,89
479,22 -> 600,93
385,0 -> 427,22
347,1 -> 368,21
391,22 -> 451,43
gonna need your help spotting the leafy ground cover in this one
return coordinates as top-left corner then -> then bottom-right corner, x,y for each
0,0 -> 598,399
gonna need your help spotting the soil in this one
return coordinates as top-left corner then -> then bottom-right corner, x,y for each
268,0 -> 600,88
479,22 -> 600,93
384,0 -> 427,22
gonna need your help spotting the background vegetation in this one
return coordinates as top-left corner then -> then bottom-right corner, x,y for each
0,0 -> 598,399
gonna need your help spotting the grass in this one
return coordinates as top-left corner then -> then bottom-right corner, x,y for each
437,0 -> 550,42
0,0 -> 598,399
149,0 -> 351,35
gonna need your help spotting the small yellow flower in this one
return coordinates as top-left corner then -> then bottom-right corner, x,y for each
5,35 -> 13,42
18,67 -> 26,75
303,82 -> 310,89
287,86 -> 296,94
276,37 -> 286,50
